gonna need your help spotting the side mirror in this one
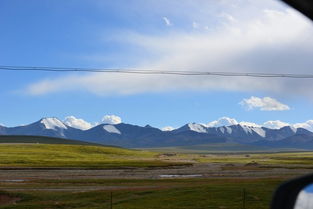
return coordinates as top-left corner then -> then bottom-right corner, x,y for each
294,184 -> 313,209
281,0 -> 313,21
271,173 -> 313,209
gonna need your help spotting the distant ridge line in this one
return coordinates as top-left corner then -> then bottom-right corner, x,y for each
0,135 -> 102,146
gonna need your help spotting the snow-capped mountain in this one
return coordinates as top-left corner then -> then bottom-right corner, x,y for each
207,117 -> 239,127
1,117 -> 313,148
3,118 -> 83,138
174,123 -> 208,133
3,118 -> 64,137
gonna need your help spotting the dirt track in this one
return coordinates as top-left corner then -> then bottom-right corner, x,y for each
0,163 -> 312,193
0,163 -> 311,181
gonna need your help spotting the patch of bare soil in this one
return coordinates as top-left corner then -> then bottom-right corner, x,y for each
0,194 -> 21,206
245,161 -> 260,166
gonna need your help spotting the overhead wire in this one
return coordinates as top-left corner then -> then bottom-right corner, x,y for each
1,65 -> 313,78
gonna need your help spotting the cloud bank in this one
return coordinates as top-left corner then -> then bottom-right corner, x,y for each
24,2 -> 313,98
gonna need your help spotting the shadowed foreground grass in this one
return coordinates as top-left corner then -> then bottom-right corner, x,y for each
0,178 -> 283,209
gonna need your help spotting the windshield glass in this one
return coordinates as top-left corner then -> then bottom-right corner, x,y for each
0,1 -> 313,209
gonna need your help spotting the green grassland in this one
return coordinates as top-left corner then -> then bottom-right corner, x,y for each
145,143 -> 313,167
0,144 -> 186,168
194,151 -> 313,166
145,142 -> 306,153
1,143 -> 313,168
0,178 -> 283,209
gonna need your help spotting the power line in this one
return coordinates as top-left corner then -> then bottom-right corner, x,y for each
1,65 -> 313,78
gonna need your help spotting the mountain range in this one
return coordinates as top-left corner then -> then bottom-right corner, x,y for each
1,117 -> 313,149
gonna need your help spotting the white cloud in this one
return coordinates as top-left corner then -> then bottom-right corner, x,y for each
63,116 -> 93,130
102,115 -> 122,124
240,96 -> 290,111
263,120 -> 290,129
162,17 -> 172,26
24,5 -> 313,98
161,126 -> 175,131
293,120 -> 313,132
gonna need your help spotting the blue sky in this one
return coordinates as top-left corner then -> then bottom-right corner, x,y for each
1,0 -> 313,129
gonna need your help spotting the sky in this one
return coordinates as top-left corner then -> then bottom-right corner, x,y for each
1,0 -> 313,130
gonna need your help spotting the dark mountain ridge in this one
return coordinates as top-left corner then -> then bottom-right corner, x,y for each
1,117 -> 313,149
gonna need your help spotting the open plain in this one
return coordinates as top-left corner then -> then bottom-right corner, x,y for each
0,143 -> 312,209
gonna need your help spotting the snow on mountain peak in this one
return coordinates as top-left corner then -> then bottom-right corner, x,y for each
218,126 -> 233,134
40,118 -> 67,130
251,127 -> 266,137
187,123 -> 207,133
103,125 -> 121,134
238,121 -> 261,128
236,121 -> 265,137
290,126 -> 297,133
207,117 -> 238,127
239,125 -> 266,137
